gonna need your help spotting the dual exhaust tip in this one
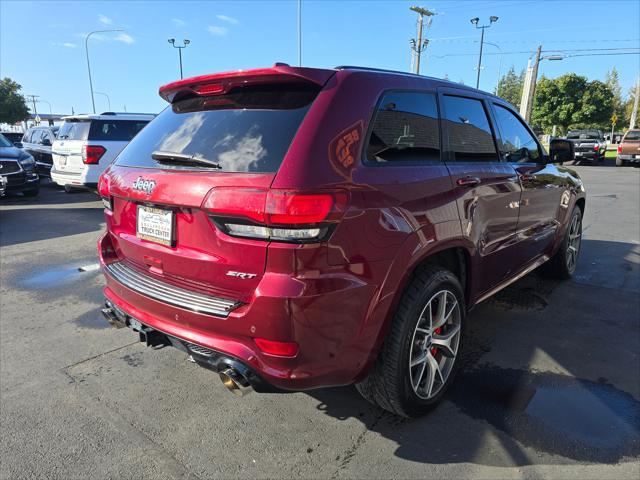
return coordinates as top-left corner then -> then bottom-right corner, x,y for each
102,302 -> 254,396
219,368 -> 254,397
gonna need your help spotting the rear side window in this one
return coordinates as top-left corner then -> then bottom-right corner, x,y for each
116,84 -> 318,172
88,120 -> 148,141
57,121 -> 90,141
366,92 -> 440,163
624,131 -> 640,141
442,95 -> 498,162
493,104 -> 540,163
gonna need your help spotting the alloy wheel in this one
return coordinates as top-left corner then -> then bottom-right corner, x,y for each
566,212 -> 582,273
408,290 -> 461,400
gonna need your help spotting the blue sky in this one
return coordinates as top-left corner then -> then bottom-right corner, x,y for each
1,0 -> 639,115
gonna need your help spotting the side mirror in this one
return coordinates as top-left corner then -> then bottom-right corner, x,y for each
13,142 -> 23,148
549,139 -> 574,165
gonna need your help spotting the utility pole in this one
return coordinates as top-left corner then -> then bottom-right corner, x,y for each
631,76 -> 640,129
470,15 -> 498,89
409,6 -> 434,75
25,95 -> 39,116
520,45 -> 542,122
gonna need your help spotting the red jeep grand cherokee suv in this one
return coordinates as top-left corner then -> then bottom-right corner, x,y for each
98,65 -> 584,417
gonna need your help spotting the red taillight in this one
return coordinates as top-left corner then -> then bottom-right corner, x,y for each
84,145 -> 106,164
594,144 -> 599,151
254,338 -> 299,357
618,145 -> 622,154
202,188 -> 348,243
202,188 -> 347,225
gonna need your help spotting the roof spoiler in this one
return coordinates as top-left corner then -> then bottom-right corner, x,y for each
158,63 -> 335,103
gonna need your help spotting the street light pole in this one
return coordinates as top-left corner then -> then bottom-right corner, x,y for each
409,6 -> 435,75
483,41 -> 503,94
168,39 -> 190,79
85,29 -> 123,114
470,16 -> 498,90
94,91 -> 111,111
37,100 -> 53,115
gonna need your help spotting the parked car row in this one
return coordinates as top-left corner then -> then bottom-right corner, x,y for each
1,112 -> 154,198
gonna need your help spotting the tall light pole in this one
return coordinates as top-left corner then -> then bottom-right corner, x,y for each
470,16 -> 498,90
168,38 -> 190,79
482,41 -> 503,94
94,91 -> 111,111
409,6 -> 435,75
37,99 -> 53,115
86,29 -> 123,114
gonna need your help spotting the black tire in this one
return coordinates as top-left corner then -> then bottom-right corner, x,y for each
544,206 -> 582,279
64,185 -> 80,193
355,265 -> 465,417
22,188 -> 39,197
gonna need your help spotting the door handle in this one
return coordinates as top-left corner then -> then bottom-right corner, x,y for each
456,176 -> 481,187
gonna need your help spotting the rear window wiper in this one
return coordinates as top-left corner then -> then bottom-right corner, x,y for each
151,150 -> 222,169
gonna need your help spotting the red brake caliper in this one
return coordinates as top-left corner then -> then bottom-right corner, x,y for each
431,327 -> 442,356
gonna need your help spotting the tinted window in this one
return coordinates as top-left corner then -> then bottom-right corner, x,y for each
366,92 -> 440,163
116,84 -> 318,172
442,95 -> 498,162
493,104 -> 540,163
0,134 -> 12,147
88,120 -> 149,141
624,130 -> 640,141
567,131 -> 602,140
40,130 -> 53,145
29,129 -> 43,144
58,121 -> 91,141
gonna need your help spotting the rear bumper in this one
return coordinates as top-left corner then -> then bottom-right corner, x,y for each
51,165 -> 101,188
617,154 -> 640,163
98,232 -> 382,391
574,151 -> 602,160
2,172 -> 39,192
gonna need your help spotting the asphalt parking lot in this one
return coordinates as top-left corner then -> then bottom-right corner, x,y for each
1,163 -> 639,480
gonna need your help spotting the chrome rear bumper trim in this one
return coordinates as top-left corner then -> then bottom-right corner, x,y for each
104,261 -> 241,317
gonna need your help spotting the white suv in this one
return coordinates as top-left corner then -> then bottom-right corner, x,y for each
51,113 -> 154,192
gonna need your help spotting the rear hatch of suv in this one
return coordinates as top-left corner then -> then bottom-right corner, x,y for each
53,118 -> 149,175
101,68 -> 335,303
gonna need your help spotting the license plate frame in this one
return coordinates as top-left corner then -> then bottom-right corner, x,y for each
136,204 -> 175,247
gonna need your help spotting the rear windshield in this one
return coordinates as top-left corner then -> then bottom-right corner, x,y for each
57,120 -> 149,141
115,84 -> 318,172
623,130 -> 640,141
567,131 -> 602,140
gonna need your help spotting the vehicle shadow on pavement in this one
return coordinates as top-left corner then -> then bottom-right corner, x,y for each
306,240 -> 640,467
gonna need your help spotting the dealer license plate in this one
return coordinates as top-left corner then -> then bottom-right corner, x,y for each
136,205 -> 174,246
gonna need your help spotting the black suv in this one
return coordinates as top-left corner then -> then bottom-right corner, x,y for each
21,126 -> 59,177
0,133 -> 40,197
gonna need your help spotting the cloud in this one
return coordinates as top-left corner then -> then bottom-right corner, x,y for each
114,33 -> 135,44
207,25 -> 228,36
98,14 -> 113,25
216,14 -> 238,24
52,42 -> 77,48
171,18 -> 187,28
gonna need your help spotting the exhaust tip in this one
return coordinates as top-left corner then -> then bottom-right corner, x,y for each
219,368 -> 253,397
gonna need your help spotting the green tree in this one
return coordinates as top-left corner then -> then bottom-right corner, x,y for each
532,73 -> 614,134
0,78 -> 30,124
496,66 -> 525,108
605,68 -> 625,124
